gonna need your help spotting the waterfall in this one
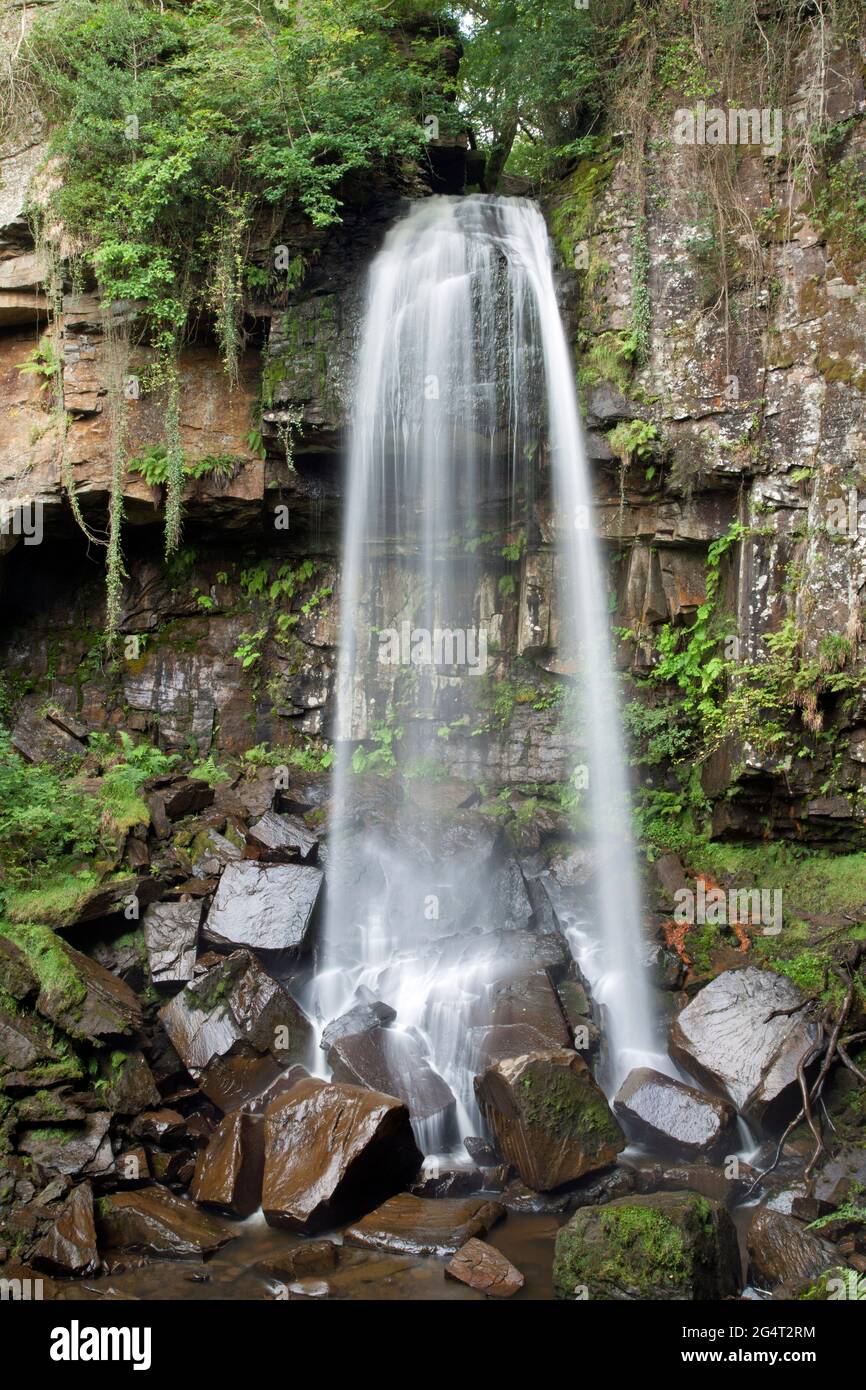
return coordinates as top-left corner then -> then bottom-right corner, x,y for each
312,195 -> 664,1151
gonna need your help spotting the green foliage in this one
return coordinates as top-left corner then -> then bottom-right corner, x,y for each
234,628 -> 267,671
351,724 -> 403,776
607,418 -> 658,466
16,336 -> 61,391
0,730 -> 100,902
97,731 -> 181,831
455,0 -> 625,184
129,444 -> 240,487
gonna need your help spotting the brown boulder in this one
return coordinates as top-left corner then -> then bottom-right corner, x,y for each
31,1181 -> 99,1275
96,1187 -> 234,1260
613,1067 -> 737,1156
344,1193 -> 505,1257
445,1237 -> 524,1297
747,1206 -> 837,1289
158,950 -> 313,1074
262,1078 -> 421,1233
191,1111 -> 264,1218
475,1049 -> 625,1191
327,1027 -> 456,1129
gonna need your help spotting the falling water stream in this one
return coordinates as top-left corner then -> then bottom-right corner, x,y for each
311,195 -> 669,1151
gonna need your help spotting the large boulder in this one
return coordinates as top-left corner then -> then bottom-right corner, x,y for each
343,1193 -> 505,1257
142,900 -> 202,983
262,1078 -> 421,1233
247,811 -> 318,863
475,1049 -> 625,1191
473,970 -> 571,1049
327,1028 -> 456,1130
320,998 -> 396,1052
96,1187 -> 234,1259
3,925 -> 142,1042
613,1067 -> 737,1157
669,967 -> 822,1126
201,861 -> 322,956
747,1207 -> 837,1290
553,1191 -> 741,1300
18,1113 -> 114,1179
31,1181 -> 99,1275
190,1111 -> 265,1218
158,950 -> 313,1074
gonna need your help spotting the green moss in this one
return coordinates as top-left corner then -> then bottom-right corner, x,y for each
548,152 -> 616,265
519,1065 -> 620,1146
4,867 -> 101,928
554,1200 -> 695,1298
0,921 -> 86,1017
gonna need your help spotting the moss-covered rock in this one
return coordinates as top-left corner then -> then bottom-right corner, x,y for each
474,1048 -> 625,1191
553,1190 -> 740,1300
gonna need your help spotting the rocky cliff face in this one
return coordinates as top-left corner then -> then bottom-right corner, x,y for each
3,20 -> 864,846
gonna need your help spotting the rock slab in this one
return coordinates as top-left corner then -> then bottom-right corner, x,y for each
344,1193 -> 505,1257
669,967 -> 821,1125
445,1237 -> 524,1297
262,1079 -> 422,1233
613,1067 -> 736,1156
475,1049 -> 625,1191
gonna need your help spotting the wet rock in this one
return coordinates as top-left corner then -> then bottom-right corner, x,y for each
747,1207 -> 837,1289
151,776 -> 216,822
248,811 -> 318,863
327,1028 -> 456,1129
320,999 -> 396,1052
475,1049 -> 625,1191
613,1067 -> 737,1156
624,1155 -> 751,1205
0,937 -> 37,1001
669,967 -> 822,1125
113,1148 -> 151,1185
11,706 -> 86,763
254,1239 -> 338,1282
445,1237 -> 524,1297
31,1181 -> 98,1275
131,1108 -> 194,1147
409,1163 -> 484,1198
15,1089 -> 86,1123
100,1051 -> 161,1116
811,1145 -> 866,1207
262,1078 -> 422,1233
344,1193 -> 505,1257
469,1023 -> 552,1067
553,1191 -> 741,1300
29,935 -> 143,1043
0,1008 -> 56,1072
198,1052 -> 308,1114
201,861 -> 322,956
17,1113 -> 113,1179
142,901 -> 202,983
158,950 -> 313,1074
443,930 -> 573,983
96,1187 -> 235,1260
464,1136 -> 501,1167
190,1111 -> 264,1218
476,970 -> 571,1049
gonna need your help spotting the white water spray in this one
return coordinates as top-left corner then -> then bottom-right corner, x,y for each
313,196 -> 664,1148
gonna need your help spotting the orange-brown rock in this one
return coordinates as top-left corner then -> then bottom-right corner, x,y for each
445,1237 -> 524,1297
262,1078 -> 421,1233
344,1193 -> 505,1257
191,1111 -> 265,1218
474,1049 -> 625,1191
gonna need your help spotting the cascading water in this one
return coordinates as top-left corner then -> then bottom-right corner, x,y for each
311,194 -> 666,1152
